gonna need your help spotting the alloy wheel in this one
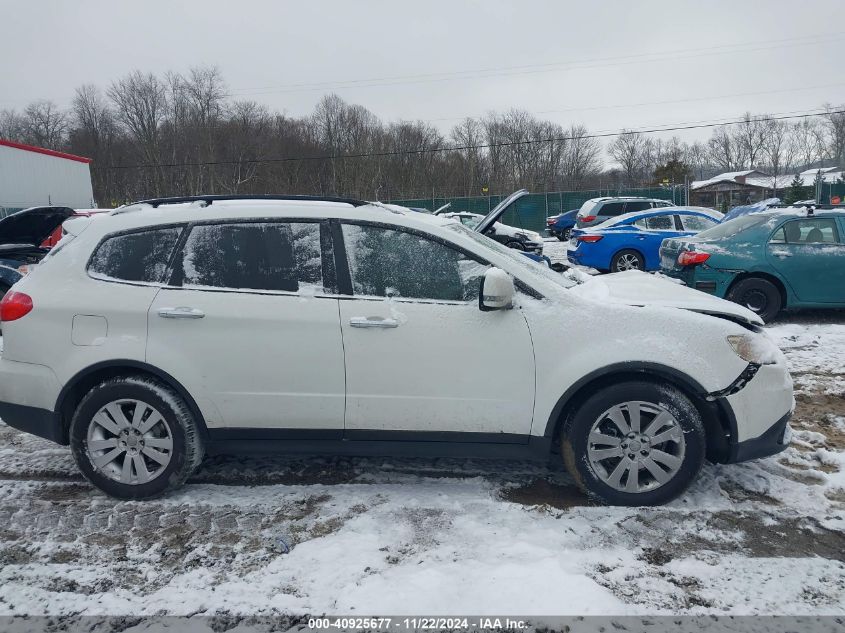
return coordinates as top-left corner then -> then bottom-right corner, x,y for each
586,401 -> 686,493
85,399 -> 173,485
616,253 -> 642,271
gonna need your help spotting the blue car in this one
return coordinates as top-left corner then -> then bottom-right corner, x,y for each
722,198 -> 781,223
567,207 -> 723,272
545,209 -> 579,241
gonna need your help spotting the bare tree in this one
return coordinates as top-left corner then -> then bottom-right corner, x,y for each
762,119 -> 796,195
823,104 -> 845,166
20,100 -> 67,148
0,109 -> 24,141
791,118 -> 825,170
707,126 -> 742,171
107,71 -> 167,195
733,112 -> 768,168
608,130 -> 648,186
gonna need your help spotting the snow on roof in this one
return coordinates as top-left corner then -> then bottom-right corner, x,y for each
691,168 -> 843,191
690,170 -> 769,190
0,138 -> 92,164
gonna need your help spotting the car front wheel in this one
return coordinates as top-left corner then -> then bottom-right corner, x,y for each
561,381 -> 705,506
727,277 -> 782,322
70,375 -> 204,499
506,241 -> 526,251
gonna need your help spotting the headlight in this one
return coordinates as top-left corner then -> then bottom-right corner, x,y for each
726,334 -> 779,365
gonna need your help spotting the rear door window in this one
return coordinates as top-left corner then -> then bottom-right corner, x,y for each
645,215 -> 675,230
178,222 -> 327,292
88,226 -> 183,283
781,218 -> 840,244
599,202 -> 625,217
623,201 -> 652,213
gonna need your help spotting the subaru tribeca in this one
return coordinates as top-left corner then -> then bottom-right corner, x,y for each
0,194 -> 794,505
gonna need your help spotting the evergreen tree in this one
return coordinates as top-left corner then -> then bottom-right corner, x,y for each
784,173 -> 809,204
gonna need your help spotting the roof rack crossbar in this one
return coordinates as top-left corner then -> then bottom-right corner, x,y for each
130,194 -> 370,208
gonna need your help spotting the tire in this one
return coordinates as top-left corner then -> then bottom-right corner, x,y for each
562,228 -> 572,241
561,381 -> 705,506
505,241 -> 526,251
727,277 -> 782,323
611,249 -> 645,272
70,375 -> 204,499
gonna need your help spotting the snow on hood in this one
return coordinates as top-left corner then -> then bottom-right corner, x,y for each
570,270 -> 763,325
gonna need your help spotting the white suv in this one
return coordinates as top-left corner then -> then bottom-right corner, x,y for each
0,194 -> 794,505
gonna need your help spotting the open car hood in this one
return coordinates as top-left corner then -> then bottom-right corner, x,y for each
474,189 -> 529,234
0,206 -> 75,246
571,270 -> 764,326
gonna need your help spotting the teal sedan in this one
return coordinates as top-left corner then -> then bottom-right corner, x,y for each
659,208 -> 845,322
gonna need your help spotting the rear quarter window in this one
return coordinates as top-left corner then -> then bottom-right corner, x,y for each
88,227 -> 182,283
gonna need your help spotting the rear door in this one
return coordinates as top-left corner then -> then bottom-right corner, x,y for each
147,220 -> 346,433
767,217 -> 845,303
336,222 -> 536,439
633,214 -> 684,269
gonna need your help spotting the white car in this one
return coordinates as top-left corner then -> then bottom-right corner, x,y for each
0,193 -> 794,505
439,211 -> 545,254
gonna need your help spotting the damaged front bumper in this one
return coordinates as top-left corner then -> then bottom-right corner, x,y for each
707,358 -> 795,464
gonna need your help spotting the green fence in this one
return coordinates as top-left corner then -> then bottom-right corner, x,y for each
820,183 -> 845,204
387,187 -> 686,233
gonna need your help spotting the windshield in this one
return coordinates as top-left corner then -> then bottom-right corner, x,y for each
446,223 -> 577,290
694,213 -> 768,240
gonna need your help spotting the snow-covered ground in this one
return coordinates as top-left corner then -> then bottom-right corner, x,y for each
0,313 -> 843,619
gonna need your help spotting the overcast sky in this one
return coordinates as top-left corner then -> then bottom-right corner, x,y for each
2,0 -> 844,143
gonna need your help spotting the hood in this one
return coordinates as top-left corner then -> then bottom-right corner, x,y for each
0,206 -> 75,246
570,270 -> 763,326
474,189 -> 529,234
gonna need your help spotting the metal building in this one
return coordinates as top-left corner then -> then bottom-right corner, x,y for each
0,139 -> 94,217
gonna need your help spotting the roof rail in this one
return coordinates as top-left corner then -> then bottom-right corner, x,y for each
127,194 -> 370,209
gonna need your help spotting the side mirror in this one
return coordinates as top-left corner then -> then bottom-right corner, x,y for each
479,268 -> 515,311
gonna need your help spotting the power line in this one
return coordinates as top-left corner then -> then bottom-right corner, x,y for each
419,83 -> 845,124
224,32 -> 840,97
104,108 -> 845,171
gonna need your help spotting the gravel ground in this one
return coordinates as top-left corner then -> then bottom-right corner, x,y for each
0,312 -> 843,618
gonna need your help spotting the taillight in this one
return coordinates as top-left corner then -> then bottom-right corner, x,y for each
677,251 -> 710,266
581,215 -> 597,222
546,219 -> 556,225
577,234 -> 603,243
0,291 -> 33,322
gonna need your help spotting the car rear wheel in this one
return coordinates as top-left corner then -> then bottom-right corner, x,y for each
611,249 -> 644,272
561,381 -> 705,506
505,241 -> 526,251
727,277 -> 782,323
70,375 -> 204,499
558,228 -> 572,241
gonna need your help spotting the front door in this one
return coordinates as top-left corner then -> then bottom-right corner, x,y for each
336,222 -> 536,439
767,217 -> 845,303
147,220 -> 346,432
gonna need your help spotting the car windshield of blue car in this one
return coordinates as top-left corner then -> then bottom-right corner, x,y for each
694,214 -> 769,240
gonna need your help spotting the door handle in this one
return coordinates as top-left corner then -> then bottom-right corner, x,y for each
349,316 -> 399,329
158,306 -> 205,319
775,253 -> 792,259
